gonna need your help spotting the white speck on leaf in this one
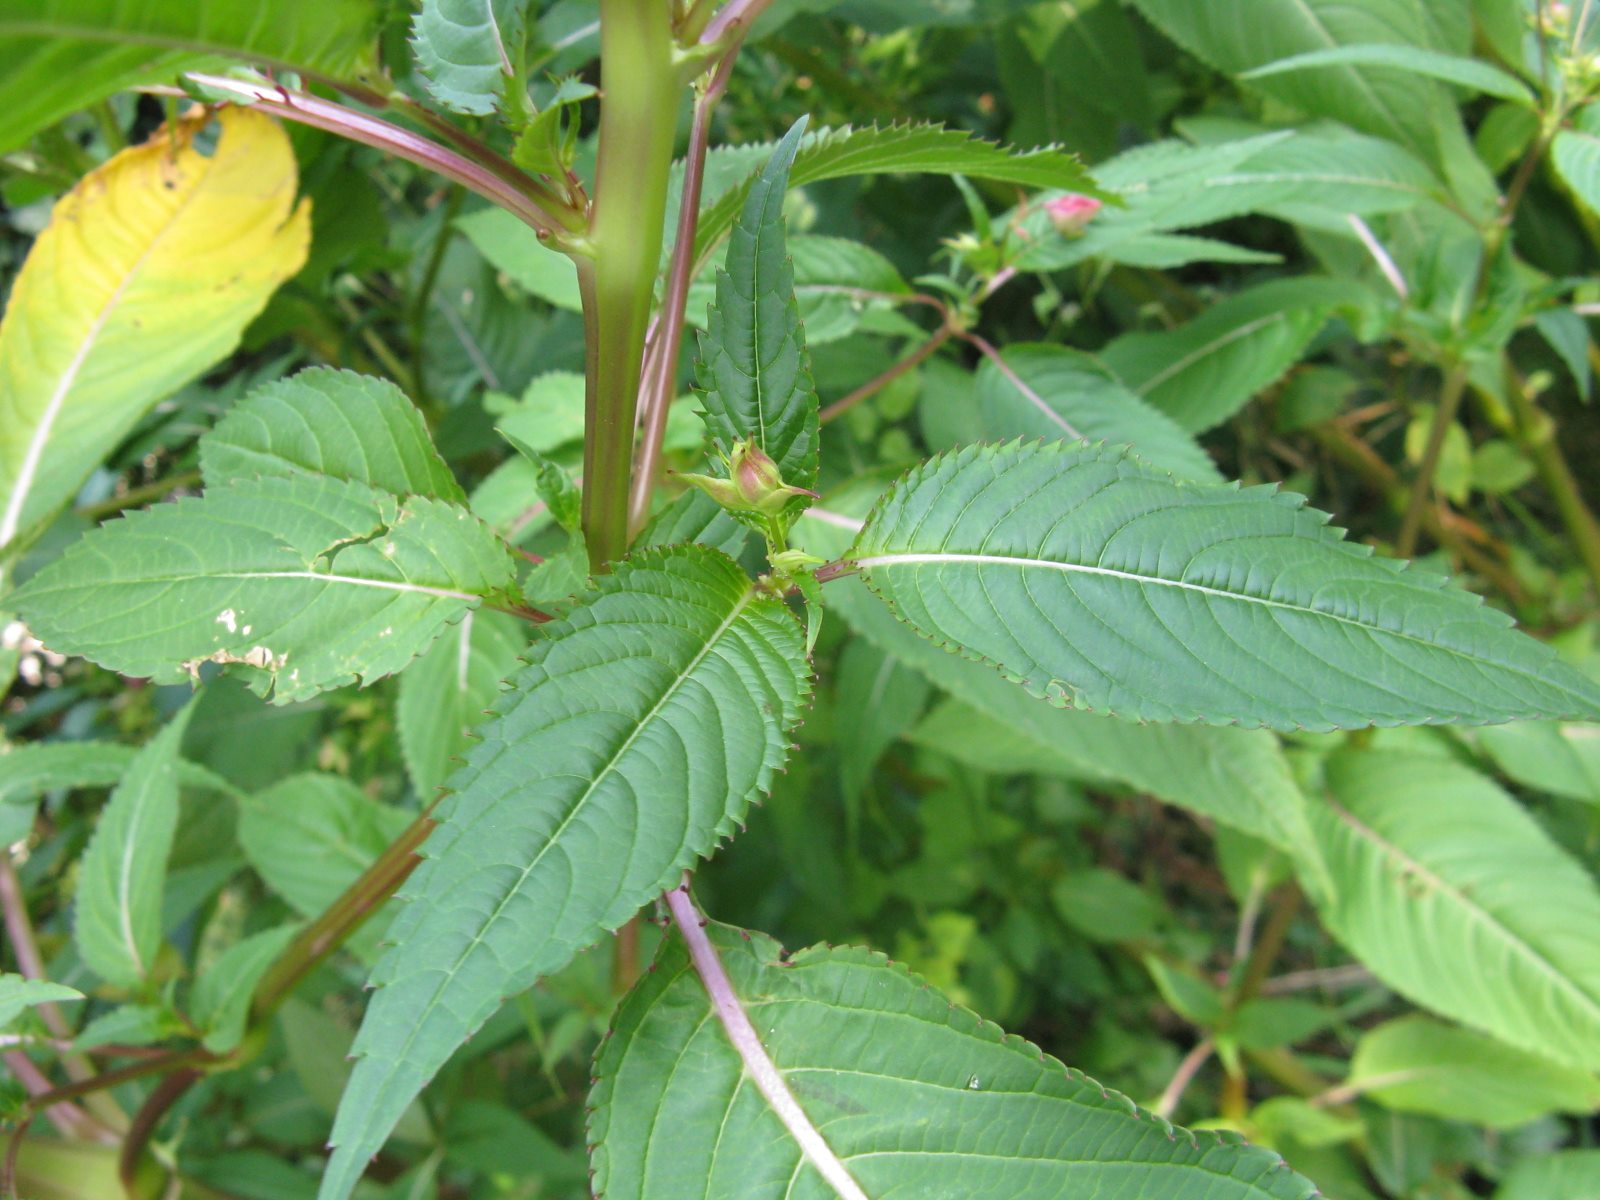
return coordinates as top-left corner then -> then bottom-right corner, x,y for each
216,609 -> 238,633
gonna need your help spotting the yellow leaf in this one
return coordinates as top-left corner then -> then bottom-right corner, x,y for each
0,105 -> 310,566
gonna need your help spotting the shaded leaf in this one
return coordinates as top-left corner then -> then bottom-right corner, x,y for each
1241,43 -> 1534,105
0,0 -> 378,154
396,611 -> 528,800
1100,279 -> 1372,433
191,924 -> 301,1053
74,704 -> 196,989
0,974 -> 82,1031
974,344 -> 1220,480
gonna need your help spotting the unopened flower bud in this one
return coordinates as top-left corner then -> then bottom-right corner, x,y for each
677,437 -> 818,520
1045,193 -> 1102,237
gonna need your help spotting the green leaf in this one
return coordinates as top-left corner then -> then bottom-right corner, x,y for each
1308,750 -> 1600,1070
74,1003 -> 178,1049
637,490 -> 750,560
1348,1014 -> 1600,1128
190,924 -> 301,1053
0,108 -> 309,563
973,345 -> 1221,480
692,123 -> 1102,275
1130,0 -> 1461,168
319,545 -> 809,1200
14,475 -> 517,702
1553,105 -> 1600,222
1100,279 -> 1373,433
73,703 -> 196,990
1496,1150 -> 1600,1200
497,434 -> 580,532
686,234 -> 915,345
697,117 -> 820,499
411,0 -> 524,116
589,920 -> 1321,1200
847,441 -> 1600,729
200,368 -> 466,503
834,636 -> 931,811
0,0 -> 378,154
1474,720 -> 1600,806
0,741 -> 235,806
457,209 -> 582,311
396,611 -> 528,801
1240,44 -> 1535,105
0,974 -> 82,1031
238,773 -> 413,957
1053,869 -> 1162,942
799,511 -> 1322,871
1014,128 -> 1441,273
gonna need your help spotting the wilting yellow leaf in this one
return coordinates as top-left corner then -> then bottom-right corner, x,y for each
0,105 -> 309,566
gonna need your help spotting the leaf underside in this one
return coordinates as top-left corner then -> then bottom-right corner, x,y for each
849,441 -> 1600,730
410,0 -> 523,116
589,921 -> 1321,1200
319,545 -> 809,1200
1309,750 -> 1600,1072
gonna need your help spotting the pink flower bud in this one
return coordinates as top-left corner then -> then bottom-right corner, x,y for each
1045,193 -> 1102,237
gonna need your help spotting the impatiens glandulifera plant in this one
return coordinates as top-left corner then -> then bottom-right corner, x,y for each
5,2 -> 1600,1198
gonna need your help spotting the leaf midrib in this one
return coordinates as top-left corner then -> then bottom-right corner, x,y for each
343,581 -> 760,1145
1324,794 -> 1600,1037
854,549 -> 1485,661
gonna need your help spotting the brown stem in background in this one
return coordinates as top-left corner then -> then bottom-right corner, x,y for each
1308,421 -> 1527,605
819,326 -> 952,425
250,811 -> 436,1022
1397,364 -> 1470,559
1154,1039 -> 1214,1121
1507,372 -> 1600,595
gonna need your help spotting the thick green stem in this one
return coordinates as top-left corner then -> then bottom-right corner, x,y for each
581,1 -> 681,572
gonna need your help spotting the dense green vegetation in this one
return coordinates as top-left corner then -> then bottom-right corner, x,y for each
3,3 -> 1600,1198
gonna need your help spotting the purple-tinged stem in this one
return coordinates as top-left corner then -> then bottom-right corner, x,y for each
957,329 -> 1085,441
184,75 -> 581,244
701,0 -> 779,46
629,45 -> 743,533
1154,1039 -> 1214,1120
665,879 -> 868,1200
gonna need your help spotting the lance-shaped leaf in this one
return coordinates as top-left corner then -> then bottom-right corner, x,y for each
0,107 -> 309,562
200,368 -> 466,503
411,0 -> 525,116
190,924 -> 300,1053
318,545 -> 809,1200
0,0 -> 379,154
74,704 -> 196,990
589,916 -> 1320,1200
697,117 -> 819,497
1100,278 -> 1373,433
797,504 -> 1322,866
690,123 -> 1102,277
0,975 -> 83,1031
1346,1015 -> 1600,1129
845,441 -> 1600,730
14,475 -> 517,703
1308,751 -> 1600,1071
973,344 -> 1220,481
396,610 -> 528,800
